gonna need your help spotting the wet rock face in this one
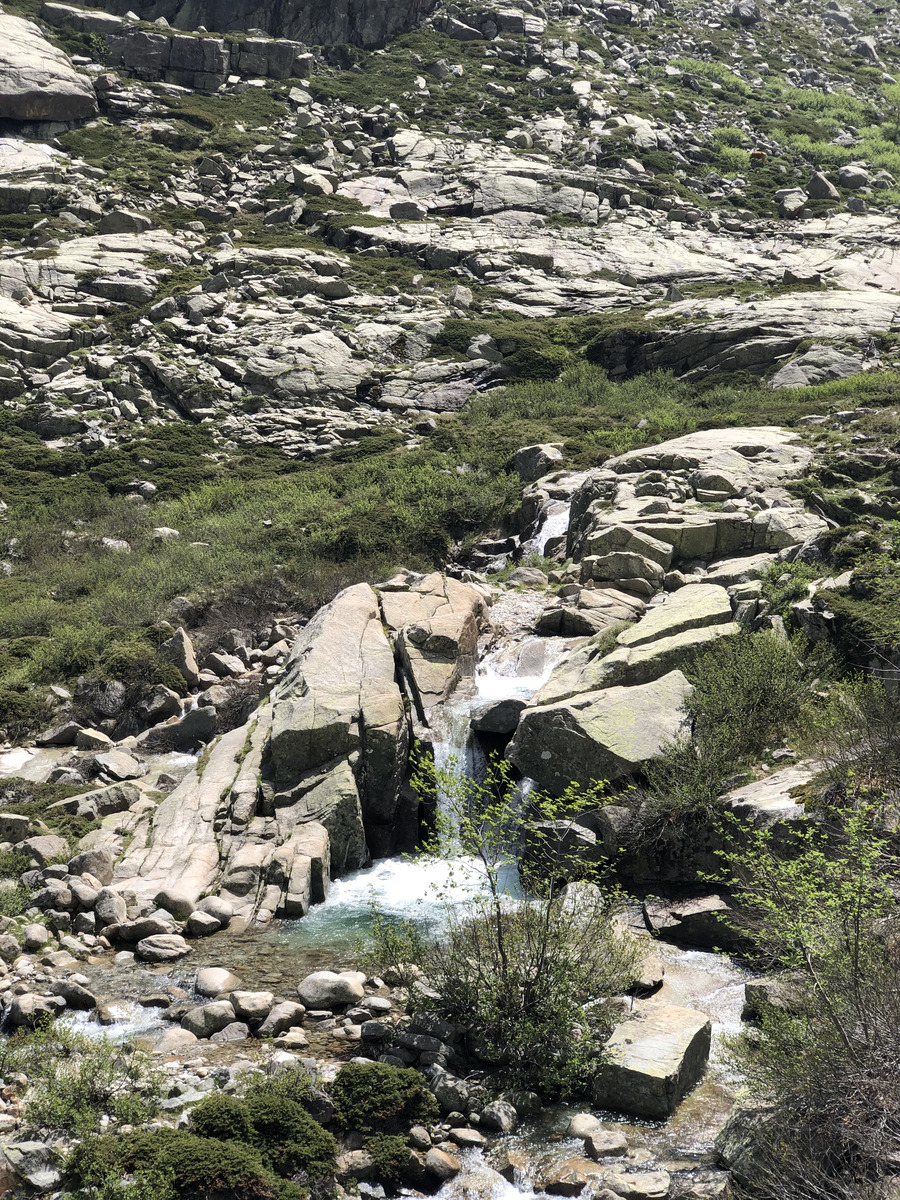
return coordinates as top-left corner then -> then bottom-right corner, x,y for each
94,0 -> 436,46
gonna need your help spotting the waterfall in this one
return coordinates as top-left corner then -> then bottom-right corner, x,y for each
532,501 -> 571,556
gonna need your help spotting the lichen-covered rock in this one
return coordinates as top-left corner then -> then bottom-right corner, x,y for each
509,671 -> 692,794
592,1004 -> 712,1118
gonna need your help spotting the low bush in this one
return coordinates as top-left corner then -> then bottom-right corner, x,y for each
366,1134 -> 410,1188
639,631 -> 819,843
244,1093 -> 337,1180
0,686 -> 48,739
0,1020 -> 164,1138
68,1130 -> 279,1200
330,1062 -> 438,1134
189,1094 -> 255,1143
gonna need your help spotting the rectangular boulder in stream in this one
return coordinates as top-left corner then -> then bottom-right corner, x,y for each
592,1004 -> 712,1119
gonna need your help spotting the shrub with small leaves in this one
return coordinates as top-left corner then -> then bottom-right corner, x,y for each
330,1062 -> 438,1134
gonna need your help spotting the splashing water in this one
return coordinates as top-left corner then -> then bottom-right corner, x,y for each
533,502 -> 571,556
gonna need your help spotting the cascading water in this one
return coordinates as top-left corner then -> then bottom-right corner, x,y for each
531,501 -> 571,557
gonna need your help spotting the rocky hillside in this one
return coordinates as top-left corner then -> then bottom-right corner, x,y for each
0,0 -> 899,1196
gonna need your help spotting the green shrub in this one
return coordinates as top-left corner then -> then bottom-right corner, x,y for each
640,632 -> 818,843
0,686 -> 47,738
366,1134 -> 410,1188
242,1062 -> 316,1109
190,1094 -> 254,1143
0,1020 -> 164,1138
244,1094 -> 337,1180
330,1062 -> 438,1134
73,1130 -> 278,1200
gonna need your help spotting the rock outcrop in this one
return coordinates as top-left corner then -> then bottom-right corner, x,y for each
0,12 -> 97,124
113,573 -> 488,920
92,0 -> 436,46
509,670 -> 692,794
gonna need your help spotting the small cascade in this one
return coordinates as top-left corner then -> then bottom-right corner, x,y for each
70,1001 -> 168,1043
532,501 -> 571,557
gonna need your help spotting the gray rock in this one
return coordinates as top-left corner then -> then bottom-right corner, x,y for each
509,671 -> 692,794
94,750 -> 143,781
229,990 -> 274,1023
8,992 -> 66,1027
769,345 -> 862,389
470,698 -> 527,734
196,966 -> 241,997
153,1027 -> 199,1053
209,1020 -> 251,1043
187,910 -> 221,936
298,970 -> 365,1008
257,1000 -> 307,1037
806,171 -> 839,201
592,1005 -> 712,1118
18,835 -> 69,867
515,443 -> 564,481
22,924 -> 50,951
159,627 -> 200,685
135,933 -> 192,962
68,848 -> 115,886
196,895 -> 234,924
181,1000 -> 236,1037
0,13 -> 97,122
3,1141 -> 60,1192
480,1100 -> 518,1133
94,887 -> 127,926
155,888 -> 196,920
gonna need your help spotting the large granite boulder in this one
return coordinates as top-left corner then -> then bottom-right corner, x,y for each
0,13 -> 97,122
509,671 -> 692,793
380,571 -> 488,717
592,1004 -> 712,1118
269,582 -> 409,848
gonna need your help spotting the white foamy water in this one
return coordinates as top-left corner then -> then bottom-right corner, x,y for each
533,502 -> 571,556
70,1002 -> 166,1042
436,1150 -> 540,1200
474,637 -> 569,704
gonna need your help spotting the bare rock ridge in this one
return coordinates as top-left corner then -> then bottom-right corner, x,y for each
95,0 -> 436,45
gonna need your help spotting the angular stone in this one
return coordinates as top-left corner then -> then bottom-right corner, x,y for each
585,1131 -> 628,1159
229,990 -> 275,1023
596,622 -> 742,688
18,835 -> 69,867
515,443 -> 564,481
181,1000 -> 236,1038
257,1000 -> 306,1037
68,848 -> 115,885
509,671 -> 692,794
616,585 -> 732,648
159,627 -> 200,686
592,1005 -> 712,1118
